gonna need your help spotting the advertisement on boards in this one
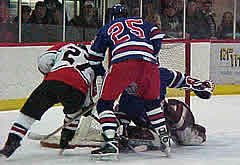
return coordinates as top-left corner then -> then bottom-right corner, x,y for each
210,43 -> 240,85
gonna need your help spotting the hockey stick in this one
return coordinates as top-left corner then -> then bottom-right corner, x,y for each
27,103 -> 96,141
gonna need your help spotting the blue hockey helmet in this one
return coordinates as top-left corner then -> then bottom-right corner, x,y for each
111,4 -> 128,20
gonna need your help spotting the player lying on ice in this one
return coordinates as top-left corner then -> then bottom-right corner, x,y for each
112,67 -> 215,152
0,43 -> 104,159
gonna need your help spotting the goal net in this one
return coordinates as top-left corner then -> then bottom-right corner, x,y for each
40,39 -> 190,149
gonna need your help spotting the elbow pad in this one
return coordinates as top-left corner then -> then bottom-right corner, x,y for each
37,52 -> 56,75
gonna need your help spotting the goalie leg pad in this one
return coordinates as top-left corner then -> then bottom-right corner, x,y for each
174,124 -> 206,146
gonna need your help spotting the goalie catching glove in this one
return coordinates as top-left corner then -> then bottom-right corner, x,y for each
185,77 -> 215,99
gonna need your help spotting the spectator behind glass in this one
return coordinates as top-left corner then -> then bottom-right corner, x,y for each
44,0 -> 67,25
160,2 -> 183,38
146,12 -> 161,30
186,0 -> 216,40
217,11 -> 240,39
0,1 -> 9,23
69,0 -> 99,28
0,0 -> 17,42
29,1 -> 48,24
14,5 -> 31,24
143,0 -> 153,19
196,0 -> 216,39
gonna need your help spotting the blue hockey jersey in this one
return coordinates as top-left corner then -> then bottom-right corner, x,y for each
118,67 -> 186,119
88,17 -> 165,65
158,67 -> 186,101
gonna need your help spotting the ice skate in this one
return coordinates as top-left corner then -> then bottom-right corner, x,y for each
0,133 -> 21,158
91,140 -> 119,161
158,128 -> 171,157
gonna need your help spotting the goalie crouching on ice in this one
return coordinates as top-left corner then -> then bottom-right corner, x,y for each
113,67 -> 215,152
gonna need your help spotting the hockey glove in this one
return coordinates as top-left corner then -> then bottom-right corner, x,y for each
59,128 -> 76,149
186,77 -> 215,99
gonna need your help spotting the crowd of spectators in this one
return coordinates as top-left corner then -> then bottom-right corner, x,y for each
0,0 -> 101,42
1,0 -> 240,43
143,0 -> 240,40
14,0 -> 65,25
69,1 -> 99,28
185,0 -> 216,39
144,0 -> 217,39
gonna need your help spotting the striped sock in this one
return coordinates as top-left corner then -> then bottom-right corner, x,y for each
99,110 -> 118,140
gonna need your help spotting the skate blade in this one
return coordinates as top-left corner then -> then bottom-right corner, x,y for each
91,153 -> 119,161
0,154 -> 8,159
58,149 -> 64,156
160,149 -> 170,158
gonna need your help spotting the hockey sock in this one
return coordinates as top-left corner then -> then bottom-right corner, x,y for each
99,110 -> 118,140
9,112 -> 36,140
145,106 -> 167,135
63,112 -> 81,131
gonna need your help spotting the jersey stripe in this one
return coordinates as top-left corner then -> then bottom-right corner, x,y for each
112,41 -> 154,54
111,51 -> 156,62
169,70 -> 186,88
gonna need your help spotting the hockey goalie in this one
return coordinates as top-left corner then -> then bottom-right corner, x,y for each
115,98 -> 207,153
114,67 -> 214,152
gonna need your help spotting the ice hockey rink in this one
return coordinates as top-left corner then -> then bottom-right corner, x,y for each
0,95 -> 240,165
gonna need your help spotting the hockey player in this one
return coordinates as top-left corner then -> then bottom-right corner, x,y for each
114,67 -> 215,151
115,98 -> 207,153
87,4 -> 170,159
0,43 -> 101,158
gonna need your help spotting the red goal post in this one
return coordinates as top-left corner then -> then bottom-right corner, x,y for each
160,39 -> 191,105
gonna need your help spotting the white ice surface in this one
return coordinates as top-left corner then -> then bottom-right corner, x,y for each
0,95 -> 240,165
